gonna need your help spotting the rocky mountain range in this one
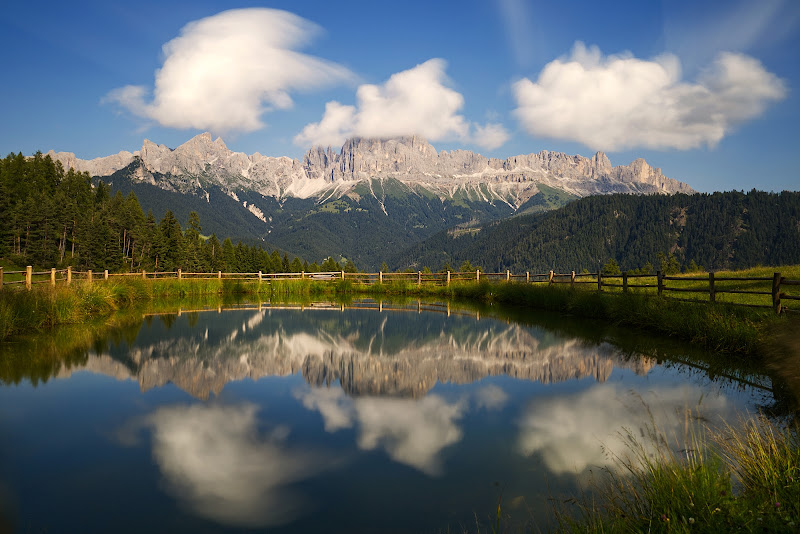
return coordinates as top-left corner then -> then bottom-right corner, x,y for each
46,134 -> 695,269
50,133 -> 693,209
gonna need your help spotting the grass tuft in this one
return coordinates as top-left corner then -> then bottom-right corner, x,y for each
556,415 -> 800,533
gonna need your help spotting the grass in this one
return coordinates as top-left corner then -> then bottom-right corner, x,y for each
450,413 -> 800,533
1,267 -> 795,353
594,265 -> 800,313
554,415 -> 800,533
0,277 -> 335,341
335,280 -> 778,355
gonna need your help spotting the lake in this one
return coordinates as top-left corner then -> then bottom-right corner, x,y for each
0,298 -> 791,533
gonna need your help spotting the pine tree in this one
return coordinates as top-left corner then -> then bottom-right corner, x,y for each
158,210 -> 185,271
222,238 -> 236,271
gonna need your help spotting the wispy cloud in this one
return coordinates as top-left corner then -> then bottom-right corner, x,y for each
472,122 -> 511,151
663,0 -> 800,68
295,59 -> 509,150
495,0 -> 537,68
513,42 -> 786,151
104,8 -> 352,134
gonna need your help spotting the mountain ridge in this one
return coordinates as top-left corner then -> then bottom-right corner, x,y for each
48,133 -> 695,208
45,134 -> 696,269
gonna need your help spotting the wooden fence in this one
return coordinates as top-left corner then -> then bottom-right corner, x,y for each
1,266 -> 797,315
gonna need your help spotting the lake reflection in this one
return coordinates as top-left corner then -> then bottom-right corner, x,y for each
58,302 -> 656,399
127,403 -> 326,527
0,300 -> 779,533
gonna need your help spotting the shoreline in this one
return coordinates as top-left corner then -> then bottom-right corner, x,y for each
0,277 -> 787,356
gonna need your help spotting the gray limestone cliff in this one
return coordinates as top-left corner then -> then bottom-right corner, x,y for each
48,133 -> 694,209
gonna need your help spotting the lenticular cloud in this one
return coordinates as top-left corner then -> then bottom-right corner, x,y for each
512,42 -> 786,151
105,8 -> 352,133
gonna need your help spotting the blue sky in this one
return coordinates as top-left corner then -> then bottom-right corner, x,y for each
1,0 -> 798,193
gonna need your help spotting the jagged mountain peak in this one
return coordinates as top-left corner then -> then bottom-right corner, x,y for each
48,134 -> 695,206
180,131 -> 228,151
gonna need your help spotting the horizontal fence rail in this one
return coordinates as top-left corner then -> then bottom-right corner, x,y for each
1,265 -> 796,315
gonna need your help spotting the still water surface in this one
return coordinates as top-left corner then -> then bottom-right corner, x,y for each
0,299 -> 788,532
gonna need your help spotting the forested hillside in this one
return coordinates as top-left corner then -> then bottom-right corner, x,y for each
0,152 -> 345,273
103,162 -> 569,270
390,191 -> 800,273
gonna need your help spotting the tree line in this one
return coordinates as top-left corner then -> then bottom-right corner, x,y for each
0,152 -> 355,273
390,190 -> 800,273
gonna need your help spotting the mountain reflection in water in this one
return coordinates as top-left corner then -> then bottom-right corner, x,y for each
53,303 -> 655,399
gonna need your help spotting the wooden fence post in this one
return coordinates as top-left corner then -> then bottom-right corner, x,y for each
773,272 -> 782,315
258,270 -> 262,282
506,270 -> 510,281
379,271 -> 383,284
526,272 -> 529,283
51,268 -> 56,287
476,270 -> 480,282
418,271 -> 421,287
622,271 -> 628,293
104,270 -> 109,280
67,267 -> 72,285
26,266 -> 32,290
0,266 -> 3,288
597,270 -> 602,292
87,270 -> 93,283
549,270 -> 554,285
709,272 -> 716,303
341,270 -> 345,280
447,270 -> 451,286
657,271 -> 663,297
571,271 -> 576,288
177,269 -> 181,280
218,271 -> 222,279
301,271 -> 305,279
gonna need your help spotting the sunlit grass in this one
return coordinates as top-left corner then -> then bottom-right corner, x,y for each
357,280 -> 775,354
556,416 -> 800,533
595,265 -> 800,313
2,266 -> 796,350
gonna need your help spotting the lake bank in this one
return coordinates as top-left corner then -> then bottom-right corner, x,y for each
0,276 -> 791,357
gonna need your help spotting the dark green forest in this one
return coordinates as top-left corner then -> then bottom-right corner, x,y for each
104,163 -> 528,271
4,152 -> 799,275
390,190 -> 800,273
0,152 -> 350,273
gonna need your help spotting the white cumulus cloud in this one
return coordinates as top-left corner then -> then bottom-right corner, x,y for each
513,42 -> 786,151
295,59 -> 508,150
105,8 -> 353,133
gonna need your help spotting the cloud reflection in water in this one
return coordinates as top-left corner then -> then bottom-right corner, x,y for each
298,388 -> 467,475
517,383 -> 737,475
142,403 -> 324,527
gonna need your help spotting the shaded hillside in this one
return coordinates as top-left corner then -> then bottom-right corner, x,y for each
104,164 -> 571,269
390,191 -> 800,273
104,162 -> 278,248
